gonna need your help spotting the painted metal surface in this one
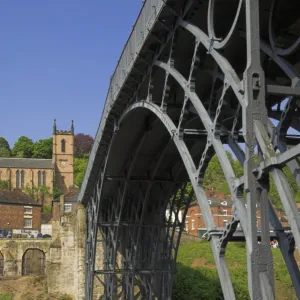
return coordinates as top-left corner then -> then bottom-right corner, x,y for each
80,0 -> 300,299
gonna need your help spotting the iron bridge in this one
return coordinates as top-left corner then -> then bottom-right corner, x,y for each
79,0 -> 300,299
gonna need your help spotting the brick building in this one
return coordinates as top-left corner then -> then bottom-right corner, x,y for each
183,192 -> 289,236
0,190 -> 42,231
0,120 -> 75,201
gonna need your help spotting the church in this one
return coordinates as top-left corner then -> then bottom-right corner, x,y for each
0,120 -> 75,199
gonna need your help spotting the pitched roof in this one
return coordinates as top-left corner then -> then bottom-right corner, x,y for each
41,213 -> 53,224
0,158 -> 54,169
188,196 -> 233,208
0,190 -> 42,206
53,187 -> 79,203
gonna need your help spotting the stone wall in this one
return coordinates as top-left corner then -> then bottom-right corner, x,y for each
47,204 -> 86,299
0,239 -> 52,276
0,203 -> 87,300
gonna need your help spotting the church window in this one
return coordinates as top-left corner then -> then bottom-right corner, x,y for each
38,171 -> 41,187
42,171 -> 46,186
61,139 -> 66,153
20,170 -> 25,188
16,170 -> 20,188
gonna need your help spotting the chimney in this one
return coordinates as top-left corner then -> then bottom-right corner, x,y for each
60,194 -> 65,216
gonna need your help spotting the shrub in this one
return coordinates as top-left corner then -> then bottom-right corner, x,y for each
58,295 -> 73,300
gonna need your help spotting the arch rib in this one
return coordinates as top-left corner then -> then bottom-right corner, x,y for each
119,101 -> 236,300
153,60 -> 249,239
179,20 -> 245,106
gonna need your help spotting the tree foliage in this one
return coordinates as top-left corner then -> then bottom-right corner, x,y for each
24,184 -> 51,201
0,180 -> 10,191
12,136 -> 34,158
74,157 -> 88,187
200,152 -> 300,208
0,137 -> 11,157
74,133 -> 94,158
32,138 -> 52,159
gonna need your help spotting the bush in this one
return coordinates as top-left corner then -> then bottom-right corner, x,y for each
58,295 -> 73,300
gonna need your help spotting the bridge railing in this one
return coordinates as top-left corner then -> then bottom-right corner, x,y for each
80,0 -> 165,202
110,0 -> 164,101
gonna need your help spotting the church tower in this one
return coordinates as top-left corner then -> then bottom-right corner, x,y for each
52,120 -> 74,193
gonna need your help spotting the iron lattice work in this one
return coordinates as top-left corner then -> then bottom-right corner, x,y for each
80,0 -> 300,299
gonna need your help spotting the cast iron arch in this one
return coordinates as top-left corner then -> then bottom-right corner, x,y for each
82,1 -> 300,299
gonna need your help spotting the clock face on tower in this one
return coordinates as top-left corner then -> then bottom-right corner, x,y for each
60,161 -> 66,168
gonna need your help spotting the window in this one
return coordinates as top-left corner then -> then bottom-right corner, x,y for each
16,170 -> 20,188
185,221 -> 189,231
222,209 -> 228,216
42,171 -> 46,186
24,206 -> 32,214
24,217 -> 32,228
223,220 -> 228,228
61,139 -> 66,153
64,204 -> 72,213
21,170 -> 25,188
38,171 -> 41,187
191,220 -> 195,230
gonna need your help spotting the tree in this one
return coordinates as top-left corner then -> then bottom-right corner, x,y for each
0,180 -> 10,190
24,184 -> 51,204
12,136 -> 34,158
0,148 -> 11,157
74,157 -> 88,187
32,138 -> 52,159
74,133 -> 94,158
53,184 -> 63,199
203,154 -> 230,196
0,137 -> 11,157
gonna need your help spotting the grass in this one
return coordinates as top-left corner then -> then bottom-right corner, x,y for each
0,294 -> 12,300
173,240 -> 296,300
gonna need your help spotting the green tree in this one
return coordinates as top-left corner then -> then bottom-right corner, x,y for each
0,137 -> 11,157
24,184 -> 36,198
32,138 -> 52,159
12,136 -> 34,158
203,153 -> 231,195
74,157 -> 88,187
0,180 -> 10,191
53,184 -> 63,199
0,148 -> 11,157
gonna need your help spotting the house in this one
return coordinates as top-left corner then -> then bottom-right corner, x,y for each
52,187 -> 79,220
0,190 -> 42,231
183,192 -> 289,237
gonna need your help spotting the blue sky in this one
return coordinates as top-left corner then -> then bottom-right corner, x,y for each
0,0 -> 142,147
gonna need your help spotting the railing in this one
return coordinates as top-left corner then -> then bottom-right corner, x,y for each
80,0 -> 165,201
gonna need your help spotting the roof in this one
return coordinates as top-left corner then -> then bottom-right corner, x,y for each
53,187 -> 79,203
41,213 -> 53,224
188,196 -> 233,208
0,190 -> 42,206
0,158 -> 54,169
